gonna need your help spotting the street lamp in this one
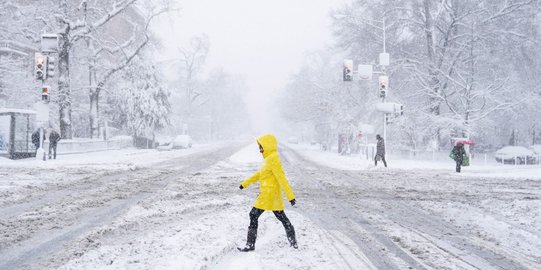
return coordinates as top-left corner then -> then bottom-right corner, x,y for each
355,16 -> 391,148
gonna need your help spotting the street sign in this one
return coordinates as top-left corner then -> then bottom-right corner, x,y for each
375,102 -> 403,114
379,52 -> 390,66
358,64 -> 373,80
41,34 -> 59,53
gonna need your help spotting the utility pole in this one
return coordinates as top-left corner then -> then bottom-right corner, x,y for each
342,14 -> 400,159
34,52 -> 49,161
379,17 -> 389,151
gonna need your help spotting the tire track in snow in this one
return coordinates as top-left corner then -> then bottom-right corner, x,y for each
282,146 -> 530,270
0,144 -> 243,270
340,169 -> 536,270
281,148 -> 424,269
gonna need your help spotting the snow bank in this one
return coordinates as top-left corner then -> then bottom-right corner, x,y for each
229,143 -> 262,164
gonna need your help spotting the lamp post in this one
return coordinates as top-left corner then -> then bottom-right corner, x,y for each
354,15 -> 390,149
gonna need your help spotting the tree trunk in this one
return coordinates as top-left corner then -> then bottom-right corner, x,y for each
58,31 -> 72,139
89,61 -> 99,139
58,0 -> 72,139
89,89 -> 99,139
423,0 -> 442,149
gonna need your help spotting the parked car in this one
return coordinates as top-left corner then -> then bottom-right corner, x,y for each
173,135 -> 192,149
155,136 -> 173,151
287,136 -> 299,144
495,146 -> 536,164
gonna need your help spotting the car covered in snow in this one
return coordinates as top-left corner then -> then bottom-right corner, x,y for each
495,146 -> 537,164
173,135 -> 192,149
287,136 -> 299,144
531,145 -> 541,155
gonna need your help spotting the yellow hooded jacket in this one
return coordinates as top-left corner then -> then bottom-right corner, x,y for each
241,134 -> 296,211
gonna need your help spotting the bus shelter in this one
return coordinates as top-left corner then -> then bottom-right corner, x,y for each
0,108 -> 37,159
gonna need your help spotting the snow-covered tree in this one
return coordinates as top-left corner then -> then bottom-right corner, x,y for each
332,0 -> 541,150
109,61 -> 170,139
81,1 -> 172,138
176,35 -> 210,134
0,0 -> 174,140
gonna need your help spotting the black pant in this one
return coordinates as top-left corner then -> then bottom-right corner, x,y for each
375,154 -> 387,167
49,144 -> 57,159
245,207 -> 296,247
456,159 -> 462,172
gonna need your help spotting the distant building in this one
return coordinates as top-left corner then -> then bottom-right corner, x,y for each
0,1 -> 145,108
0,40 -> 37,107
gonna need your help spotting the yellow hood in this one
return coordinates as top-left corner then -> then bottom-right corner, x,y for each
257,134 -> 278,158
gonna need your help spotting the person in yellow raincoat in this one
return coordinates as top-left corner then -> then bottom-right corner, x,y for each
238,134 -> 297,252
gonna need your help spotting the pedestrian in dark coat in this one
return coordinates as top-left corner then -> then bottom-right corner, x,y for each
451,143 -> 466,172
31,130 -> 40,149
48,129 -> 61,159
375,134 -> 387,167
31,130 -> 45,149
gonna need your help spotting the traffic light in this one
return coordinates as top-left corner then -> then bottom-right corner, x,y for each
47,56 -> 55,78
343,59 -> 353,81
35,53 -> 47,80
378,75 -> 389,98
42,86 -> 49,101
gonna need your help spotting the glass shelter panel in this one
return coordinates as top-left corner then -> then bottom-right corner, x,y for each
0,115 -> 9,154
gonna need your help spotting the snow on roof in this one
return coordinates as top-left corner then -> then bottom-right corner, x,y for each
495,146 -> 534,156
0,108 -> 36,115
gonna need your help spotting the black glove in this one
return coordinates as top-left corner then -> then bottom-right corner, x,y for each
239,184 -> 244,190
290,199 -> 296,206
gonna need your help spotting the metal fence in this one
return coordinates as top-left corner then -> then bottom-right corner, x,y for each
386,149 -> 541,166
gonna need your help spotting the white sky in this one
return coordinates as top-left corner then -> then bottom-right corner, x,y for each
154,0 -> 345,132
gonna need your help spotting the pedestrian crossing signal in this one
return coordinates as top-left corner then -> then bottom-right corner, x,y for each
42,86 -> 49,101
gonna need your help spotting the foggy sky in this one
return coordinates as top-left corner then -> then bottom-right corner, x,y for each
154,0 -> 344,133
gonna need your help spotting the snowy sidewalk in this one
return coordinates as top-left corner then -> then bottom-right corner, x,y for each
287,143 -> 541,179
0,144 -> 221,170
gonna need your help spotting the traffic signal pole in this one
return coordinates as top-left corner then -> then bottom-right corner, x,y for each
34,47 -> 56,160
381,18 -> 387,152
342,15 -> 394,158
35,76 -> 47,161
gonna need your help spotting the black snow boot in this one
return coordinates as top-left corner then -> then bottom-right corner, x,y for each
237,244 -> 255,252
238,226 -> 258,252
288,235 -> 298,249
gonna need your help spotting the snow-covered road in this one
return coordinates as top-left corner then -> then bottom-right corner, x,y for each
0,143 -> 539,269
